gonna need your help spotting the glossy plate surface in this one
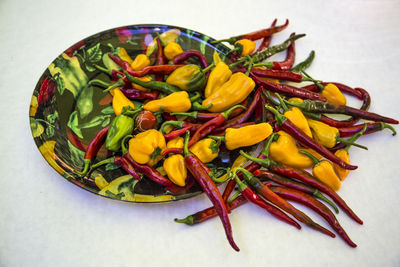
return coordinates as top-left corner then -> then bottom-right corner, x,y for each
29,24 -> 232,203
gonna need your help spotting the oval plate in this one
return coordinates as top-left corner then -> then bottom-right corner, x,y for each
29,24 -> 231,203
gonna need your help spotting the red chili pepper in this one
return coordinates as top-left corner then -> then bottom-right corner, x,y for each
235,168 -> 335,237
266,105 -> 358,170
77,126 -> 110,176
108,54 -> 134,72
251,74 -> 327,101
255,169 -> 339,214
164,125 -> 194,141
255,19 -> 277,53
38,77 -> 56,104
175,195 -> 248,225
213,87 -> 262,133
271,32 -> 296,70
183,132 -> 240,252
172,49 -> 209,68
270,186 -> 357,248
232,171 -> 301,229
249,67 -> 303,82
212,19 -> 289,44
188,104 -> 245,147
123,153 -> 174,187
90,156 -> 141,181
339,122 -> 397,138
301,82 -> 363,100
126,64 -> 184,77
120,88 -> 159,100
155,37 -> 165,65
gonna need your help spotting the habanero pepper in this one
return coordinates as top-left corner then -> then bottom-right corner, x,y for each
143,91 -> 192,113
165,64 -> 207,92
163,154 -> 187,187
204,62 -> 232,98
128,129 -> 166,166
183,131 -> 240,252
164,41 -> 184,60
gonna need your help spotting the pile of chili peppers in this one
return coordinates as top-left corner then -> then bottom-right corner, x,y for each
81,20 -> 398,252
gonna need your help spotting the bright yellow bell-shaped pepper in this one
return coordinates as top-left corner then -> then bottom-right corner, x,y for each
189,138 -> 219,163
321,83 -> 346,105
307,119 -> 339,148
143,91 -> 191,113
131,54 -> 150,71
235,39 -> 256,56
225,123 -> 272,150
111,88 -> 135,116
118,48 -> 133,64
333,149 -> 350,181
164,42 -> 183,60
269,131 -> 314,169
204,62 -> 232,98
163,154 -> 187,186
313,160 -> 341,191
128,129 -> 166,166
202,72 -> 255,112
167,137 -> 184,149
284,107 -> 313,138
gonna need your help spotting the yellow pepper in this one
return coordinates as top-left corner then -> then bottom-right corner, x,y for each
163,154 -> 187,186
131,76 -> 152,91
307,119 -> 339,148
130,54 -> 150,71
164,41 -> 183,60
202,72 -> 255,112
269,131 -> 314,169
165,64 -> 206,92
167,137 -> 184,149
189,138 -> 220,163
143,91 -> 191,113
321,83 -> 346,105
111,88 -> 135,116
235,39 -> 256,56
300,150 -> 341,191
224,123 -> 272,150
284,107 -> 313,138
333,149 -> 350,181
118,48 -> 133,64
213,51 -> 222,65
128,129 -> 166,166
204,62 -> 232,98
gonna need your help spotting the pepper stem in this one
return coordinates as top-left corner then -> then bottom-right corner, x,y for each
208,135 -> 225,143
298,150 -> 320,165
174,216 -> 194,226
192,102 -> 212,111
239,150 -> 271,168
88,79 -> 111,88
103,79 -> 125,92
170,111 -> 198,120
121,134 -> 133,155
189,92 -> 201,102
342,124 -> 368,152
221,105 -> 247,119
313,189 -> 339,214
274,93 -> 289,112
90,157 -> 115,170
251,62 -> 274,68
231,168 -> 248,192
264,105 -> 287,125
302,71 -> 324,91
183,131 -> 191,157
261,133 -> 279,156
159,120 -> 184,134
202,63 -> 215,73
245,55 -> 253,76
380,122 -> 397,136
93,64 -> 112,75
76,159 -> 91,176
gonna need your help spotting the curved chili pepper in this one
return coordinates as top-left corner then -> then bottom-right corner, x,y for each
108,54 -> 134,72
255,19 -> 277,52
38,78 -> 56,104
251,74 -> 326,102
270,186 -> 357,248
302,82 -> 364,100
123,153 -> 174,187
214,87 -> 262,133
249,67 -> 303,83
156,37 -> 165,65
164,125 -> 194,141
175,195 -> 248,225
235,168 -> 335,237
172,49 -> 209,68
232,174 -> 301,229
265,105 -> 357,170
159,120 -> 201,135
126,64 -> 184,77
122,70 -> 180,94
120,88 -> 159,100
271,32 -> 296,70
90,156 -> 141,181
212,19 -> 289,44
255,169 -> 339,214
188,105 -> 246,147
339,122 -> 397,137
183,132 -> 239,252
77,125 -> 109,176
290,50 -> 315,73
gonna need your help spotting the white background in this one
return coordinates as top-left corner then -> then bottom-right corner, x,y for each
1,0 -> 400,266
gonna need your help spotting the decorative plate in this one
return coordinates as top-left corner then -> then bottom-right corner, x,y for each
29,24 -> 232,203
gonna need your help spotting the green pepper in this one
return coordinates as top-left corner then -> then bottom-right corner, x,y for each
165,64 -> 206,92
105,107 -> 141,151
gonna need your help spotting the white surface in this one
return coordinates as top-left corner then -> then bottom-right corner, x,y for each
1,0 -> 400,266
